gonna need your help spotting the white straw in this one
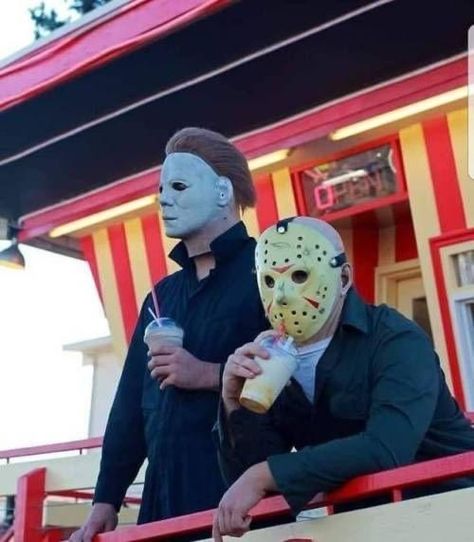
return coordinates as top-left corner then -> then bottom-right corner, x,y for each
147,307 -> 159,322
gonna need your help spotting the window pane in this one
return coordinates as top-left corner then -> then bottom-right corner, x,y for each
452,250 -> 474,287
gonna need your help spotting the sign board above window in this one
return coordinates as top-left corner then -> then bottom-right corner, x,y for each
296,141 -> 405,220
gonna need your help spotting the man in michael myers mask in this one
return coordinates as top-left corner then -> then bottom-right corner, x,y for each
213,216 -> 474,541
71,128 -> 269,542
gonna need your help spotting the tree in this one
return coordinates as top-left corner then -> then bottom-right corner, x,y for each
30,0 -> 112,39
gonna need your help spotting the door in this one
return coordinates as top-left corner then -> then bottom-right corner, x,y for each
395,275 -> 433,340
376,261 -> 433,340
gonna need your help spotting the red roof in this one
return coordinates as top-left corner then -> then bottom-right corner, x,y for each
0,0 -> 230,112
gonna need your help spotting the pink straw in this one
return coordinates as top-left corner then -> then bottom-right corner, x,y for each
150,287 -> 160,318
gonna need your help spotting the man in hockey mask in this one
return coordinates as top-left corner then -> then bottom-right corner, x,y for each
213,216 -> 474,540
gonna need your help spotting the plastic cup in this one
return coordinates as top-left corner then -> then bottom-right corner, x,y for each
239,336 -> 298,414
143,317 -> 184,350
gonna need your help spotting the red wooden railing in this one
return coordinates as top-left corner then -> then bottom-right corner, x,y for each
2,413 -> 474,542
0,437 -> 103,463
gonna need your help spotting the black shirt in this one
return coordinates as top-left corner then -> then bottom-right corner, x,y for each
94,222 -> 268,522
218,288 -> 474,514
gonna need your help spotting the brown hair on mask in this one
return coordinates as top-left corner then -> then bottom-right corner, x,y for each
165,127 -> 256,212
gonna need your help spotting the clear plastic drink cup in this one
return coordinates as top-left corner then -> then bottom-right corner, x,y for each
239,335 -> 298,414
143,317 -> 184,350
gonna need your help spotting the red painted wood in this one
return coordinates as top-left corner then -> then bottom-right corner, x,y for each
14,468 -> 46,542
0,437 -> 103,460
423,116 -> 467,233
255,175 -> 279,232
352,212 -> 379,303
291,171 -> 308,215
429,228 -> 474,408
141,213 -> 168,285
0,0 -> 232,112
19,59 -> 464,242
80,235 -> 103,302
393,203 -> 418,262
107,223 -> 139,343
95,451 -> 474,541
20,170 -> 159,242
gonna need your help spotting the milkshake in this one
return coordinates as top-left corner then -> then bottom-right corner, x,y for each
144,317 -> 184,350
240,336 -> 297,414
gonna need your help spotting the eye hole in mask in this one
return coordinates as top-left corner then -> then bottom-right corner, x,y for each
264,275 -> 275,288
171,181 -> 187,191
291,270 -> 308,284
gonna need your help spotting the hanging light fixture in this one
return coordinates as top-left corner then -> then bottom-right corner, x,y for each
0,239 -> 25,270
0,220 -> 25,270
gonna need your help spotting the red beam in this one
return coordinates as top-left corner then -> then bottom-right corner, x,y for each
423,116 -> 466,233
80,235 -> 103,303
14,468 -> 46,542
107,223 -> 139,343
0,437 -> 103,460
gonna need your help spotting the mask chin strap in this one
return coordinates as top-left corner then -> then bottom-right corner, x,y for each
329,252 -> 347,268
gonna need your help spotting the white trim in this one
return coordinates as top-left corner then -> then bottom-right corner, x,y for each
2,0 -> 396,168
63,335 -> 112,354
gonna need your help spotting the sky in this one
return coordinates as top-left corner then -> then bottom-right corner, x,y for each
0,2 -> 109,449
0,0 -> 76,61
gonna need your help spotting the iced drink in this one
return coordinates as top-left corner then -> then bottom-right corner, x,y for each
144,317 -> 184,350
239,336 -> 297,414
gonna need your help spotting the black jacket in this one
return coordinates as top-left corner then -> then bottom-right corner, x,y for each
94,222 -> 269,522
217,288 -> 474,514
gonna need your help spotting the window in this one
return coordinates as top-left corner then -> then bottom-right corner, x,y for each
452,250 -> 474,287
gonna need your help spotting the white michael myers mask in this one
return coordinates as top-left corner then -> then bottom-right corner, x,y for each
159,152 -> 234,239
255,218 -> 347,343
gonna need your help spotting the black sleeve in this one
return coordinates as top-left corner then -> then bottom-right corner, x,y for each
267,329 -> 439,514
93,298 -> 149,511
215,400 -> 292,487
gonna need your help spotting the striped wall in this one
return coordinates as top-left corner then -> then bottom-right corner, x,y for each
339,207 -> 418,304
399,108 -> 470,385
79,170 -> 297,359
78,108 -> 471,397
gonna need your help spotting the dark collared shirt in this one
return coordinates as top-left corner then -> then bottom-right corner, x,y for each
217,288 -> 474,514
94,222 -> 268,522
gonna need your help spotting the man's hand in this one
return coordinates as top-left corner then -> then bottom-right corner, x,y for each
147,345 -> 220,390
69,503 -> 117,542
222,341 -> 271,414
212,462 -> 277,541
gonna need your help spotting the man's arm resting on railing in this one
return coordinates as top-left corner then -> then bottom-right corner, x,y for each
267,330 -> 439,514
214,329 -> 441,540
215,390 -> 293,486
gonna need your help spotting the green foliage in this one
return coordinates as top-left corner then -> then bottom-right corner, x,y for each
30,0 -> 113,39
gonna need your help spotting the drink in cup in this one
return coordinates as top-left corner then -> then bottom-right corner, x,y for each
239,336 -> 297,414
144,317 -> 184,350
